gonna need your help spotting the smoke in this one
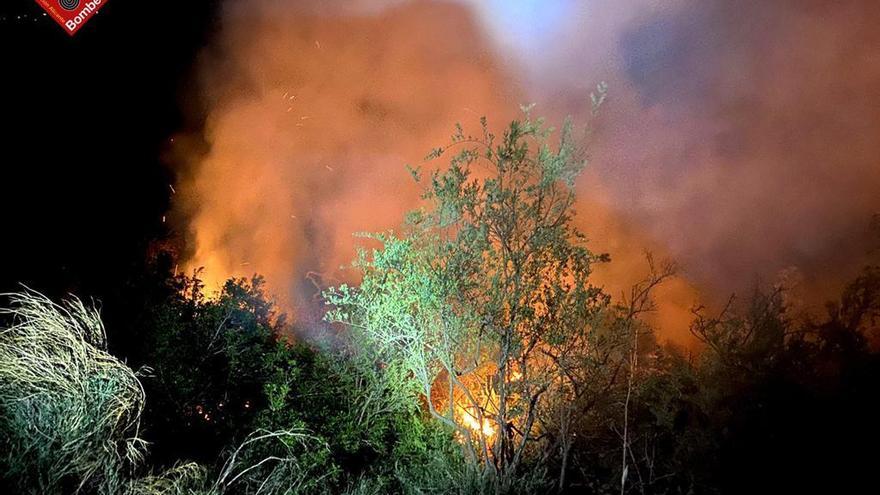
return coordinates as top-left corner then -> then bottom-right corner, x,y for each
585,0 -> 880,307
174,0 -> 521,324
173,0 -> 880,346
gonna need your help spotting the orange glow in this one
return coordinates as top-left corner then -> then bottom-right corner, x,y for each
172,0 -> 706,348
174,0 -> 880,350
457,404 -> 495,439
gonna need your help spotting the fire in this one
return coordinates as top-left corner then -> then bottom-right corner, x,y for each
457,404 -> 495,438
444,365 -> 531,442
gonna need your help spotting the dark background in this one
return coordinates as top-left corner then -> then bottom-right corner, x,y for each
0,0 -> 219,300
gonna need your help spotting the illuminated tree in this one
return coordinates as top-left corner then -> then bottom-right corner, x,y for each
325,95 -> 652,489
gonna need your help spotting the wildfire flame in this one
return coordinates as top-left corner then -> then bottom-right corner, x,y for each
457,404 -> 495,438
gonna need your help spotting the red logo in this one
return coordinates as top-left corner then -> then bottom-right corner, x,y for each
35,0 -> 109,36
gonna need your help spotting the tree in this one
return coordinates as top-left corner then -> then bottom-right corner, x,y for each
325,100 -> 651,490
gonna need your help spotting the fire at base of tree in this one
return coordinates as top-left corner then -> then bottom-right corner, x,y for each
1,112 -> 878,494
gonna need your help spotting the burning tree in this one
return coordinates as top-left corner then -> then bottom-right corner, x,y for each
325,98 -> 656,490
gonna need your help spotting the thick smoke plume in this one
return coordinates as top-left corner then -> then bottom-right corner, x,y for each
173,0 -> 880,346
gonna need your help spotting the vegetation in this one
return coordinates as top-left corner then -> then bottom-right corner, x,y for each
323,105 -> 675,492
0,290 -> 146,495
1,111 -> 878,493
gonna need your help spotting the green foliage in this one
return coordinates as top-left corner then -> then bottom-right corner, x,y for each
132,265 -> 462,494
251,333 -> 464,494
138,274 -> 288,464
326,109 -> 624,491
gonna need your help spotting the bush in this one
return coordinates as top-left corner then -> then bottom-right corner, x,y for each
131,267 -> 463,493
137,275 -> 287,465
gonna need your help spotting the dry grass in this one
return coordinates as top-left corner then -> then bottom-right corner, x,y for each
0,289 -> 147,494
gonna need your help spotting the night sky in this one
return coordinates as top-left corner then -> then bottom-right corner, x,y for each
0,1 -> 220,299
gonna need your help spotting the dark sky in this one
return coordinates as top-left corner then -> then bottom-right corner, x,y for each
0,1 -> 219,300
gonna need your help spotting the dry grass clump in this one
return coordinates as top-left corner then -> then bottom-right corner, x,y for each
124,463 -> 208,495
0,289 -> 147,494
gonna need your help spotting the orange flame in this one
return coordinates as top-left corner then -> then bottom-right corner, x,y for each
457,404 -> 495,438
